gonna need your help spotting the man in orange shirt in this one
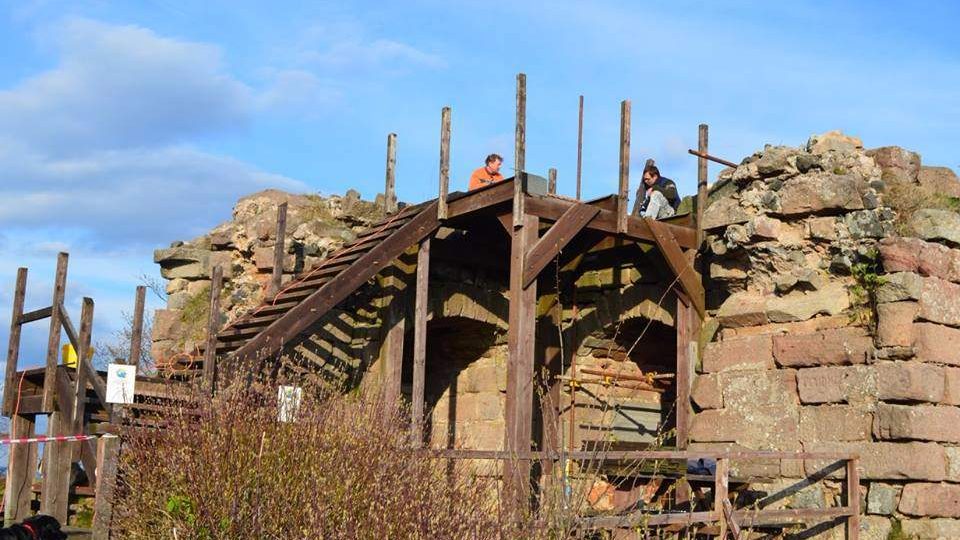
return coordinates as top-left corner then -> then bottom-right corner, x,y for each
468,154 -> 505,190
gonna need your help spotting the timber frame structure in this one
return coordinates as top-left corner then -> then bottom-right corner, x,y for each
3,73 -> 862,538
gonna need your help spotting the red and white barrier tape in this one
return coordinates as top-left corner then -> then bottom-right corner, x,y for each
0,434 -> 113,446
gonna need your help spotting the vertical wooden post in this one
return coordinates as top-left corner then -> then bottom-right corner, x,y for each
548,168 -> 557,195
92,435 -> 119,540
271,202 -> 288,297
381,308 -> 405,418
384,133 -> 398,214
504,211 -> 538,506
203,265 -> 223,392
128,285 -> 146,372
41,379 -> 72,522
576,95 -> 584,201
617,100 -> 631,233
715,457 -> 729,539
697,124 -> 709,246
411,237 -> 431,447
512,73 -> 527,228
847,457 -> 861,540
4,413 -> 37,525
43,252 -> 68,412
437,108 -> 451,220
3,268 -> 27,415
72,298 -> 94,433
676,293 -> 694,448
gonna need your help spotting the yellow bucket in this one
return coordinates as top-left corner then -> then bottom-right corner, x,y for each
61,344 -> 93,369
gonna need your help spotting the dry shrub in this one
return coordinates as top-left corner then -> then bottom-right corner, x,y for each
111,377 -> 552,539
884,180 -> 960,234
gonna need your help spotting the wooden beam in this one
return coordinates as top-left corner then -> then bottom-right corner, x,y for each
43,253 -> 68,412
512,73 -> 527,228
715,457 -> 730,539
92,435 -> 119,540
438,107 -> 451,220
576,95 -> 584,201
42,368 -> 75,523
697,124 -> 709,246
411,236 -> 431,447
446,178 -> 515,220
203,265 -> 223,392
643,217 -> 706,318
381,303 -> 405,418
72,298 -> 94,434
128,286 -> 146,372
3,268 -> 27,415
270,202 -> 288,297
231,201 -> 441,363
522,203 -> 600,288
3,413 -> 36,525
617,100 -> 631,234
524,195 -> 698,249
504,212 -> 538,504
59,303 -> 79,352
547,168 -> 557,195
384,133 -> 398,214
676,293 -> 693,448
19,305 -> 51,324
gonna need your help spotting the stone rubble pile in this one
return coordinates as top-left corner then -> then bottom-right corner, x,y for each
695,130 -> 960,538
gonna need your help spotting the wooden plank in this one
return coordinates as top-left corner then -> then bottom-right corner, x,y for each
512,73 -> 526,228
59,303 -> 80,352
231,201 -> 441,363
524,195 -> 698,249
723,499 -> 743,540
3,268 -> 27,415
4,413 -> 37,525
522,203 -> 600,288
715,457 -> 729,539
446,178 -> 515,220
203,265 -> 223,392
92,435 -> 119,540
427,448 -> 858,461
697,124 -> 709,246
42,368 -> 75,523
43,253 -> 68,412
676,293 -> 692,448
270,202 -> 288,297
644,217 -> 706,318
381,305 -> 405,418
504,212 -> 538,504
384,132 -> 398,214
438,107 -> 451,220
617,100 -> 631,234
547,168 -> 557,195
72,298 -> 94,440
411,236 -> 430,447
19,305 -> 51,324
576,95 -> 584,200
128,286 -> 146,371
847,458 -> 861,540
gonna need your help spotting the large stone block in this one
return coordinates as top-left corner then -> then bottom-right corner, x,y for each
919,276 -> 960,326
152,309 -> 184,340
879,237 -> 924,274
914,322 -> 960,366
867,483 -> 902,515
945,368 -> 960,407
796,365 -> 877,405
859,516 -> 893,540
689,409 -> 741,442
866,145 -> 920,183
899,483 -> 960,517
876,302 -> 918,347
716,291 -> 768,328
900,518 -> 960,539
772,327 -> 872,367
691,374 -> 722,409
808,131 -> 863,155
875,362 -> 945,403
765,282 -> 851,324
702,334 -> 774,373
702,197 -> 754,230
875,403 -> 960,443
799,405 -> 872,442
776,172 -> 865,217
804,441 -> 945,481
875,272 -> 923,303
919,166 -> 960,197
910,209 -> 960,247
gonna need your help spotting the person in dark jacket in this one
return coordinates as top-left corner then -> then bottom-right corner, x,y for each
632,164 -> 680,219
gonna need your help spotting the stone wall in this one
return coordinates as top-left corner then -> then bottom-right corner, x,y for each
696,130 -> 960,537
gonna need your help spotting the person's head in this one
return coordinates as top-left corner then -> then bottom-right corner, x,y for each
642,164 -> 661,187
485,154 -> 503,174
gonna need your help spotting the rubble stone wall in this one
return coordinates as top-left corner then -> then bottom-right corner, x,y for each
696,130 -> 960,537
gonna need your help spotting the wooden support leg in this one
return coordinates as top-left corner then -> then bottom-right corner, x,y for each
4,414 -> 37,525
715,458 -> 729,539
847,458 -> 861,540
411,237 -> 431,447
381,306 -> 405,418
43,253 -> 68,413
92,435 -> 119,540
40,410 -> 71,523
504,212 -> 539,509
676,293 -> 694,448
3,268 -> 27,415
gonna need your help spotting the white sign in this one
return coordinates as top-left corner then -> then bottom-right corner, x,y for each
106,364 -> 137,404
278,385 -> 302,422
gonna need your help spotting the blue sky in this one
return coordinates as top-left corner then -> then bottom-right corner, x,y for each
1,0 -> 958,368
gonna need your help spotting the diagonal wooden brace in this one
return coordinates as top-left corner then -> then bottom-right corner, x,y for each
521,203 -> 600,288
